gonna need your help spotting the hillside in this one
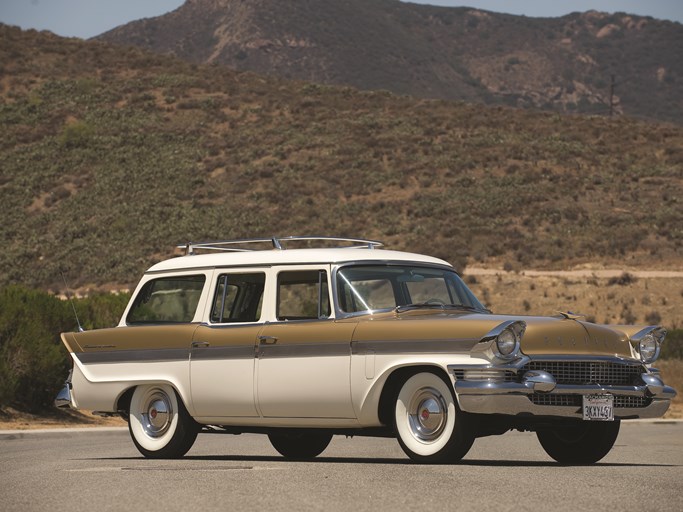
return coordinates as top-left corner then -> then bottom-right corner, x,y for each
1,24 -> 682,294
96,0 -> 683,125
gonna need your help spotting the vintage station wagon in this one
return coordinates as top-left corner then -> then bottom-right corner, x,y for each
56,236 -> 676,464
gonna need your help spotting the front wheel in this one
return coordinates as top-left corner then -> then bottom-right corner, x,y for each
537,420 -> 620,464
128,384 -> 199,459
394,371 -> 475,463
268,431 -> 333,460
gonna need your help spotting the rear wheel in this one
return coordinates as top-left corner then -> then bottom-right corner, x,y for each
268,431 -> 333,460
128,384 -> 198,459
394,371 -> 475,463
537,420 -> 620,464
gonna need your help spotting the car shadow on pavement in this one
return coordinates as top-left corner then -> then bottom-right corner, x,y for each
79,455 -> 680,467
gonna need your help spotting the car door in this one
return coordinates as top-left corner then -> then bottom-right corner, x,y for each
189,270 -> 267,418
256,266 -> 356,419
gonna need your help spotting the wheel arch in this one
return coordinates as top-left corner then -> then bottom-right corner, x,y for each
115,380 -> 193,417
375,364 -> 453,428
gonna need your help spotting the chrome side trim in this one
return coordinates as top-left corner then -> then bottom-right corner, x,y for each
352,338 -> 479,355
258,342 -> 350,359
190,345 -> 255,360
75,348 -> 189,364
74,337 -> 481,365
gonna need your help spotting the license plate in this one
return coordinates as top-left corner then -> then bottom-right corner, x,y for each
583,394 -> 614,421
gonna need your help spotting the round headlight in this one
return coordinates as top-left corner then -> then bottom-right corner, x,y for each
638,334 -> 659,363
496,328 -> 518,358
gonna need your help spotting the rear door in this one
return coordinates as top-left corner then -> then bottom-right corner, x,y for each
190,270 -> 267,418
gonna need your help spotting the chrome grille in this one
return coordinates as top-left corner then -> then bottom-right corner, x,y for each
529,394 -> 651,408
530,394 -> 581,407
452,369 -> 516,382
522,360 -> 645,386
614,395 -> 651,408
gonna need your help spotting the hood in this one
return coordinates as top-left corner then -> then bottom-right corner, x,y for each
349,310 -> 634,358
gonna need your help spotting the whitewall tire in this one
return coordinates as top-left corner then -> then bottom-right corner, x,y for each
128,384 -> 198,459
394,371 -> 475,463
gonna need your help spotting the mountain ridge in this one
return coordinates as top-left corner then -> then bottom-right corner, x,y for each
96,0 -> 683,124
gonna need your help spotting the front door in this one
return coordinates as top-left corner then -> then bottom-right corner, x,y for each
256,267 -> 356,419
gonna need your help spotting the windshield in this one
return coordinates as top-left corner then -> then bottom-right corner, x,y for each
336,265 -> 487,314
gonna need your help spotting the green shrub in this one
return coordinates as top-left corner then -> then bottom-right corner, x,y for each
59,120 -> 93,148
0,287 -> 129,411
0,286 -> 73,410
660,329 -> 683,360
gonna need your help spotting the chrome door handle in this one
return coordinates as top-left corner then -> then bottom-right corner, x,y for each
257,335 -> 278,345
191,341 -> 210,348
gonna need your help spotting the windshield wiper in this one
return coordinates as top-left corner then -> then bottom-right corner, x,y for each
394,303 -> 484,313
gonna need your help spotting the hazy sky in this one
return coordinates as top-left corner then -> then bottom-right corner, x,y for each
0,0 -> 681,39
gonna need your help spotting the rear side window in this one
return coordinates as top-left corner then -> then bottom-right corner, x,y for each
127,275 -> 206,324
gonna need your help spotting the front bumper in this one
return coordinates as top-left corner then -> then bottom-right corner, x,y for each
449,359 -> 677,420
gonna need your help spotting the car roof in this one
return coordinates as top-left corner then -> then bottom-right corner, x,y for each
146,248 -> 452,273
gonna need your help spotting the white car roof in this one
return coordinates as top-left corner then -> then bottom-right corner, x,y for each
146,248 -> 452,273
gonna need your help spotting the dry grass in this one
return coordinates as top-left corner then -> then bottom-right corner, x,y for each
465,273 -> 683,329
0,407 -> 125,430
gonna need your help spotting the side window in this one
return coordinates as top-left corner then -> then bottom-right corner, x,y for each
127,275 -> 206,324
211,273 -> 265,323
277,270 -> 330,321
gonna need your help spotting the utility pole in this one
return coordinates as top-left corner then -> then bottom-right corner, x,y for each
609,74 -> 616,117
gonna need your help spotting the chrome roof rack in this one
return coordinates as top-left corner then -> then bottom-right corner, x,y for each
177,236 -> 384,255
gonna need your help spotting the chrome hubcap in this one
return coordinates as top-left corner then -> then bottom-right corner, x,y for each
408,387 -> 447,442
141,391 -> 172,438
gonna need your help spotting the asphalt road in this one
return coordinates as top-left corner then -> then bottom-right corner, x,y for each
2,422 -> 682,512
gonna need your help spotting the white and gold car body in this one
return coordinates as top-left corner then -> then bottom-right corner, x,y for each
55,237 -> 676,462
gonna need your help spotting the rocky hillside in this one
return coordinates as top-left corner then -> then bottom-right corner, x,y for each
96,0 -> 683,124
1,24 -> 682,291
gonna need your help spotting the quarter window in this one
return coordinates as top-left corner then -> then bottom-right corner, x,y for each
127,275 -> 206,324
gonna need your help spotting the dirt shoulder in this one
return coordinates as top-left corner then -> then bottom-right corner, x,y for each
0,407 -> 125,430
466,268 -> 683,279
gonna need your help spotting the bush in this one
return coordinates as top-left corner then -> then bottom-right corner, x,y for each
59,120 -> 93,148
0,287 -> 129,411
607,272 -> 637,286
0,286 -> 73,410
660,329 -> 683,360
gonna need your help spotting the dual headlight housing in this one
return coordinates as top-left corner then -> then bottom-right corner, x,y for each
476,320 -> 526,361
632,327 -> 666,364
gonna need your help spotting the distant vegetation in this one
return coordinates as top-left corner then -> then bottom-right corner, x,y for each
1,25 -> 682,292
